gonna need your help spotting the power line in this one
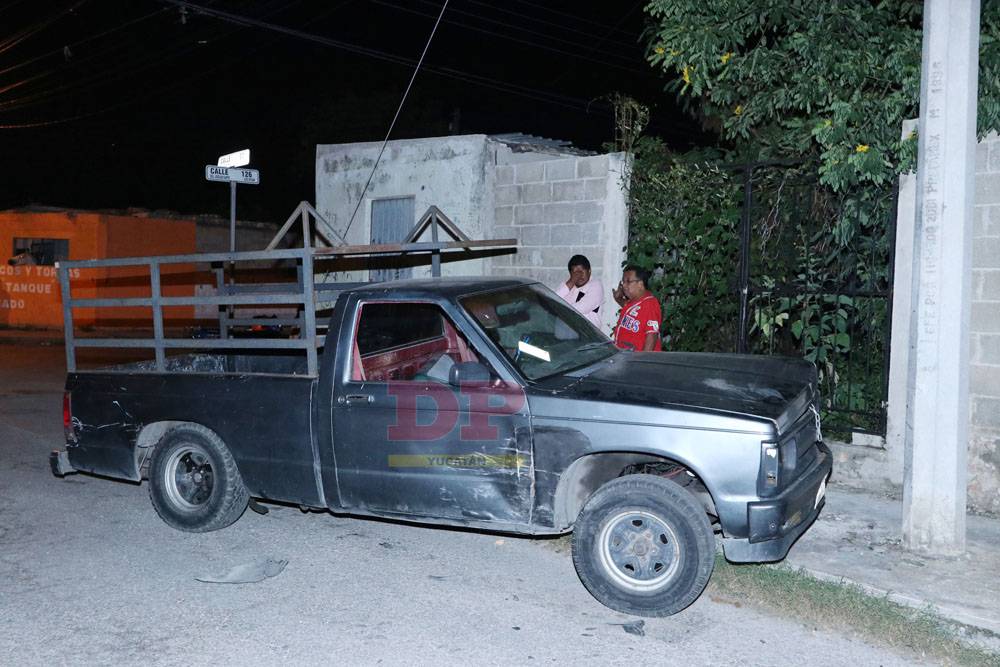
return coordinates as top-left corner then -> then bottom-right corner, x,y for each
154,0 -> 609,114
369,0 -> 639,72
342,0 -> 449,239
403,0 -> 638,60
509,0 -> 637,38
462,0 -> 637,50
0,0 -> 305,116
0,0 -> 88,56
0,7 -> 168,79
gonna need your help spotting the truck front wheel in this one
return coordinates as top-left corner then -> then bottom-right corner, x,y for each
148,424 -> 249,532
571,474 -> 715,616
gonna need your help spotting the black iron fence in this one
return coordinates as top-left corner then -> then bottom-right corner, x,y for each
729,161 -> 897,435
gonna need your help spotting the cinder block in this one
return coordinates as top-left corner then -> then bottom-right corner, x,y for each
972,333 -> 1000,364
972,396 -> 1000,429
553,181 -> 587,201
977,140 -> 991,173
520,225 -> 550,246
525,249 -> 545,267
514,204 -> 546,225
493,224 -> 515,238
542,203 -> 575,224
490,252 -> 513,267
971,364 -> 1000,397
496,185 -> 518,207
520,182 -> 552,204
574,202 -> 604,223
979,205 -> 1000,237
973,238 -> 1000,268
584,178 -> 607,200
974,270 -> 1000,299
496,165 -> 514,186
990,140 -> 1000,173
539,247 -> 576,268
972,301 -> 1000,332
975,172 -> 1000,206
577,155 -> 609,178
495,208 -> 513,226
515,162 -> 544,184
551,223 -> 600,246
544,159 -> 576,181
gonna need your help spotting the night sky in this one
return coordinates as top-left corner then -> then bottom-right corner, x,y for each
1,0 -> 703,223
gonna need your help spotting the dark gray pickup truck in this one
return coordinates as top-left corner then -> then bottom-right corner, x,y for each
52,277 -> 831,616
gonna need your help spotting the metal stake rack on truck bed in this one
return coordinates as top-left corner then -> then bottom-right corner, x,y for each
56,235 -> 516,377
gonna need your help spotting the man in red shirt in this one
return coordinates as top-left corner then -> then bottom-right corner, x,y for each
612,265 -> 662,351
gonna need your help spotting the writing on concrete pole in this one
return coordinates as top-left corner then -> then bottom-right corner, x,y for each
904,0 -> 980,556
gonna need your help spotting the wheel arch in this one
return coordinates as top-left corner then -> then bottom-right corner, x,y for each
552,451 -> 717,530
133,420 -> 218,480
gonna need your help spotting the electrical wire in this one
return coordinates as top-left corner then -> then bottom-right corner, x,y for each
342,0 -> 449,239
399,0 -> 638,61
153,0 -> 607,112
0,0 -> 303,115
461,0 -> 636,50
509,0 -> 636,38
0,7 -> 168,79
0,1 -> 88,56
369,0 -> 639,72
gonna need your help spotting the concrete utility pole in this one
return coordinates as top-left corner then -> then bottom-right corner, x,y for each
903,0 -> 981,554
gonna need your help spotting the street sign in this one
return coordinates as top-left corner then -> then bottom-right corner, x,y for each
228,167 -> 260,185
218,149 -> 250,168
205,165 -> 231,182
204,165 -> 260,185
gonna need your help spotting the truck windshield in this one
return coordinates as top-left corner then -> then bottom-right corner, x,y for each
460,285 -> 617,381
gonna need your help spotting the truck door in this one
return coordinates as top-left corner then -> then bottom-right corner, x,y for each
331,299 -> 532,525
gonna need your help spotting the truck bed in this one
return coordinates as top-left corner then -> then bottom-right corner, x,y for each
66,352 -> 324,507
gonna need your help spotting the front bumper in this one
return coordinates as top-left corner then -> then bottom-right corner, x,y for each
722,442 -> 832,563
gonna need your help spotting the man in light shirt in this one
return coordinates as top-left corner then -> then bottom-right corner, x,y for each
555,254 -> 604,328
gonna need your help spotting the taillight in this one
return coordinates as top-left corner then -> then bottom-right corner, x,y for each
63,392 -> 77,443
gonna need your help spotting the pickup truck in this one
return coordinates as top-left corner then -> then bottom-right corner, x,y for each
51,276 -> 831,617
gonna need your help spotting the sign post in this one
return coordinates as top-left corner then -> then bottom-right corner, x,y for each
205,149 -> 259,252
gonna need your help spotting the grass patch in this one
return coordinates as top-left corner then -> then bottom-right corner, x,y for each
708,554 -> 1000,666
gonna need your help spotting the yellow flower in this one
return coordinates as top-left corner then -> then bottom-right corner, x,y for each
655,46 -> 665,55
855,144 -> 870,153
721,51 -> 734,64
824,119 -> 832,127
734,105 -> 743,115
682,66 -> 691,85
670,49 -> 680,56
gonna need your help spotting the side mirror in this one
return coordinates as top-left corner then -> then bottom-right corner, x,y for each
449,361 -> 491,387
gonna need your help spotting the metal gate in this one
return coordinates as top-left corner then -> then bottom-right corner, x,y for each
730,161 -> 897,436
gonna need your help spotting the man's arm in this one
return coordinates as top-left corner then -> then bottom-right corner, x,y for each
575,278 -> 604,315
555,282 -> 572,299
642,332 -> 659,351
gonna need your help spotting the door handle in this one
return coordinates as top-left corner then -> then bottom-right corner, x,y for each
344,393 -> 374,404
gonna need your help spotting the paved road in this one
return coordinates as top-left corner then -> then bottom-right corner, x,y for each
0,346 -> 920,666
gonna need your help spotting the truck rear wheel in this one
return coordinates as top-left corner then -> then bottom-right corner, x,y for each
148,424 -> 249,532
571,474 -> 715,616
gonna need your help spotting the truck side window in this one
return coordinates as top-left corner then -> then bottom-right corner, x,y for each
352,302 -> 483,383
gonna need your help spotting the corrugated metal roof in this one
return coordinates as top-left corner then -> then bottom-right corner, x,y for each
488,133 -> 596,156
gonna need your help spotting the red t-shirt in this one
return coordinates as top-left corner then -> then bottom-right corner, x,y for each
614,293 -> 662,351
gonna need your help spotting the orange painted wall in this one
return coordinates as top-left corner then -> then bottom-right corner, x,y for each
0,210 -> 197,330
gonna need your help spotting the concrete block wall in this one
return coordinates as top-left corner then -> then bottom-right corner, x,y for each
881,129 -> 1000,514
970,131 -> 1000,513
488,152 -> 629,333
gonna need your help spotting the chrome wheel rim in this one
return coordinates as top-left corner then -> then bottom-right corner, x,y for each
598,510 -> 681,592
163,444 -> 214,510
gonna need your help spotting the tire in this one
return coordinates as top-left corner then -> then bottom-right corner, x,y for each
571,473 -> 715,616
147,424 -> 249,533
